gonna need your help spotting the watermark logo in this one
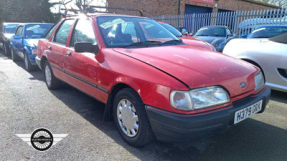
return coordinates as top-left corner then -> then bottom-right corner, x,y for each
16,128 -> 68,151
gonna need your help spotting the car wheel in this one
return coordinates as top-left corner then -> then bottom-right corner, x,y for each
113,88 -> 154,146
3,44 -> 10,56
43,61 -> 62,90
11,48 -> 19,62
24,52 -> 35,72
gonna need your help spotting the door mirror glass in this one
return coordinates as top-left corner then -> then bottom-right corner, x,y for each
74,43 -> 99,54
13,35 -> 22,39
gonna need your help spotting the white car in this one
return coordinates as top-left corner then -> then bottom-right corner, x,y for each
223,32 -> 287,92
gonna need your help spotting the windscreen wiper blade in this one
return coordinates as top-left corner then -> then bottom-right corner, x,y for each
123,41 -> 162,48
160,39 -> 183,45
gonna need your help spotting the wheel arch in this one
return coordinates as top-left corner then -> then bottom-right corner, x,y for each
104,82 -> 139,121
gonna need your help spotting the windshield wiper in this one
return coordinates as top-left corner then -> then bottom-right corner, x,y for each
123,41 -> 161,48
196,34 -> 208,36
160,39 -> 183,45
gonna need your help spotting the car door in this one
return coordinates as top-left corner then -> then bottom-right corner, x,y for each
48,19 -> 75,80
12,26 -> 24,57
64,19 -> 108,101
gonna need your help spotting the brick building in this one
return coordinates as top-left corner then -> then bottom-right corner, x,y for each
107,0 -> 279,17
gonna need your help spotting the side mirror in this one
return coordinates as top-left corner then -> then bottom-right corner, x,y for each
189,32 -> 193,36
13,35 -> 22,39
241,34 -> 247,38
74,43 -> 99,54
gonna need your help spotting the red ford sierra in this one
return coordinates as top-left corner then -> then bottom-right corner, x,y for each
36,14 -> 270,146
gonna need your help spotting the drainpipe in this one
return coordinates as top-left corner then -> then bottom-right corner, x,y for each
178,0 -> 181,27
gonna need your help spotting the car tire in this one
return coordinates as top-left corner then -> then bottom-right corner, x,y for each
113,88 -> 154,146
43,61 -> 62,90
11,48 -> 19,62
24,52 -> 36,72
3,44 -> 10,56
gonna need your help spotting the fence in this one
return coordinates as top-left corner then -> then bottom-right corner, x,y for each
151,8 -> 287,36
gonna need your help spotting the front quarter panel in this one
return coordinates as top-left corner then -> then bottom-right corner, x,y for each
100,49 -> 189,113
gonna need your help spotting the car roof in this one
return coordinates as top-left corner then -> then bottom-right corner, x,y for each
64,13 -> 145,19
20,23 -> 54,25
256,25 -> 287,28
200,25 -> 228,29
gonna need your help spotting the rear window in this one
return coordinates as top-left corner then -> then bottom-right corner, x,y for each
54,20 -> 75,45
248,27 -> 287,39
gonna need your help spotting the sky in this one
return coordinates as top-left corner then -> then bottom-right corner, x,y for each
49,0 -> 107,13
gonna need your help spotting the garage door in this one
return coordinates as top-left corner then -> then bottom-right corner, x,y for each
185,5 -> 212,14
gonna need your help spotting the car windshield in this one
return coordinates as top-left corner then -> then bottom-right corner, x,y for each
195,27 -> 226,37
160,23 -> 182,37
97,16 -> 179,48
4,24 -> 19,34
25,24 -> 54,39
248,27 -> 287,38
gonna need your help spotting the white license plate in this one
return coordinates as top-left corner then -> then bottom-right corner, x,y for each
234,100 -> 263,124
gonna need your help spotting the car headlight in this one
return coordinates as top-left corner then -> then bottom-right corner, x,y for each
255,72 -> 264,91
32,49 -> 38,55
170,86 -> 230,111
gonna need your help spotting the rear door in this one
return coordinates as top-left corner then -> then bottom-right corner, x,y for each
48,19 -> 75,80
64,19 -> 108,102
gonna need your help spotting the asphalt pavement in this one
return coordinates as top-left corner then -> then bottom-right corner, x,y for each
0,51 -> 286,161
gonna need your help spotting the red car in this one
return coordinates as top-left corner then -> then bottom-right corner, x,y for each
36,14 -> 270,146
159,22 -> 215,51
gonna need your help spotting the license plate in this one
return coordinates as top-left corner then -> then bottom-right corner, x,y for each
234,100 -> 263,124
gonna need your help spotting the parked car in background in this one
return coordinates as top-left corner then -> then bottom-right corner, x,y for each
193,26 -> 235,51
10,23 -> 54,71
36,14 -> 270,147
0,23 -> 19,56
159,22 -> 215,51
247,25 -> 287,39
238,13 -> 287,34
223,32 -> 287,92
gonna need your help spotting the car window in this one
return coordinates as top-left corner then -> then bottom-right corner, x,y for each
25,24 -> 54,39
160,23 -> 182,37
195,27 -> 226,37
97,16 -> 178,48
122,22 -> 138,42
142,22 -> 172,39
16,26 -> 23,36
45,23 -> 59,40
4,24 -> 18,34
70,19 -> 97,47
54,20 -> 75,45
270,32 -> 287,44
248,27 -> 287,38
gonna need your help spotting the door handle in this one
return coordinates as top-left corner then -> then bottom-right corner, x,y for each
48,46 -> 52,50
66,51 -> 71,56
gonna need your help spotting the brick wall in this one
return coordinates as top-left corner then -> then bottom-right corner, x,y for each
107,0 -> 278,16
107,0 -> 180,17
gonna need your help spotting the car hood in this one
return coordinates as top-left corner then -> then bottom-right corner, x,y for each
114,45 -> 258,97
223,38 -> 268,53
194,36 -> 226,44
4,33 -> 14,39
26,39 -> 40,47
179,36 -> 214,50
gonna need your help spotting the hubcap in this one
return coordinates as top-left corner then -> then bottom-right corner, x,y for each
117,99 -> 139,137
45,65 -> 52,87
25,54 -> 28,69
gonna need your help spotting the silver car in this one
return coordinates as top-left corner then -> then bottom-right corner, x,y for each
223,32 -> 287,92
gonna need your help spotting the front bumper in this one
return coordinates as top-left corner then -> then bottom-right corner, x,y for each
146,87 -> 271,142
36,56 -> 42,70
